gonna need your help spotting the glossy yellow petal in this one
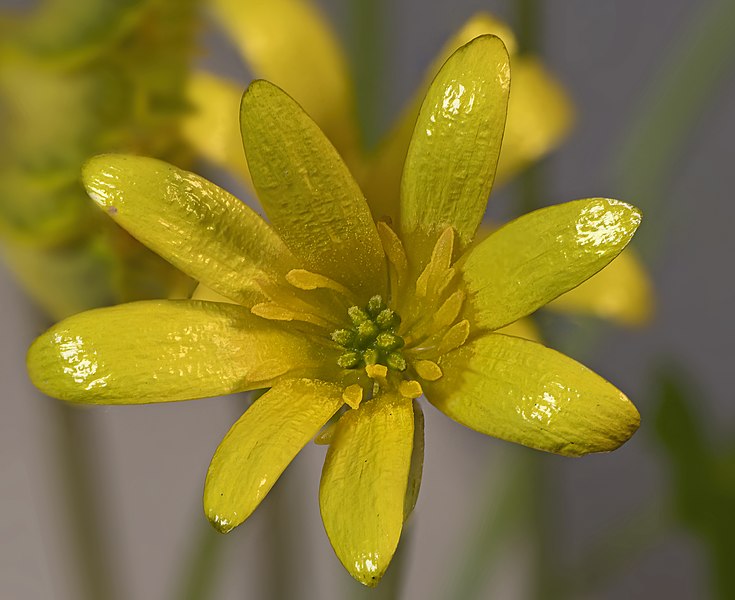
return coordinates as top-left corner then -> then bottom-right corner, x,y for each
424,333 -> 640,456
183,71 -> 251,184
546,249 -> 653,326
204,378 -> 344,533
27,300 -> 328,404
82,154 -> 296,306
320,393 -> 414,586
400,35 -> 510,266
211,0 -> 358,159
495,57 -> 573,184
240,80 -> 386,299
363,12 -> 516,225
461,198 -> 642,331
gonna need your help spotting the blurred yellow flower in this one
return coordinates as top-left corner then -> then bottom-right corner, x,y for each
185,0 -> 652,330
28,36 -> 641,586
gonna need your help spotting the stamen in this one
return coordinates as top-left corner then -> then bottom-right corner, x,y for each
251,303 -> 331,328
286,269 -> 357,303
432,290 -> 465,331
342,384 -> 364,410
413,359 -> 443,381
399,380 -> 423,399
437,319 -> 470,355
416,227 -> 455,299
377,222 -> 409,293
365,364 -> 388,383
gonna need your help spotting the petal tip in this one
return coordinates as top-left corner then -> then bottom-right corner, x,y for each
206,508 -> 237,535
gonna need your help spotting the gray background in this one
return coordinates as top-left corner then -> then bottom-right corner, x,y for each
2,0 -> 734,598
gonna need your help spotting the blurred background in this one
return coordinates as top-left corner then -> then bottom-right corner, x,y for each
2,0 -> 734,598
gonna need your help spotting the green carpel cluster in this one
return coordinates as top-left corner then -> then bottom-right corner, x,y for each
332,296 -> 406,371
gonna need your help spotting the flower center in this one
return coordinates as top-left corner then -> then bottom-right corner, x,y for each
331,295 -> 407,372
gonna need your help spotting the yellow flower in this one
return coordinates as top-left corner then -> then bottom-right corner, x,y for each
184,0 -> 651,328
28,36 -> 641,586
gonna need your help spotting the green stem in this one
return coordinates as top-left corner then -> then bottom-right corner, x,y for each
559,499 -> 671,598
614,0 -> 735,261
172,393 -> 261,600
442,450 -> 533,600
516,0 -> 541,55
52,399 -> 119,600
173,521 -> 224,600
349,0 -> 385,151
263,471 -> 292,600
514,4 -> 564,598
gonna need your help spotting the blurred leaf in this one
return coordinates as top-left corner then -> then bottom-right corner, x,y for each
651,361 -> 735,599
652,362 -> 713,526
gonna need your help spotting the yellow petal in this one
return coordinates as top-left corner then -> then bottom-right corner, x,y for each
82,154 -> 295,306
204,378 -> 344,533
495,57 -> 573,184
240,81 -> 386,299
424,333 -> 640,456
546,249 -> 653,326
183,71 -> 252,184
461,198 -> 642,331
211,0 -> 358,160
363,12 -> 516,224
27,300 -> 328,404
400,35 -> 510,266
320,393 -> 414,586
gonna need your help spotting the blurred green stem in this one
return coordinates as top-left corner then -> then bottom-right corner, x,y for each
174,521 -> 224,600
442,451 -> 532,600
560,499 -> 672,597
349,0 -> 386,150
615,0 -> 735,261
53,399 -> 119,600
515,3 -> 563,599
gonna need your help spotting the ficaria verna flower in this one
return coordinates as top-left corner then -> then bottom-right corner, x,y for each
186,0 -> 652,328
28,36 -> 641,586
